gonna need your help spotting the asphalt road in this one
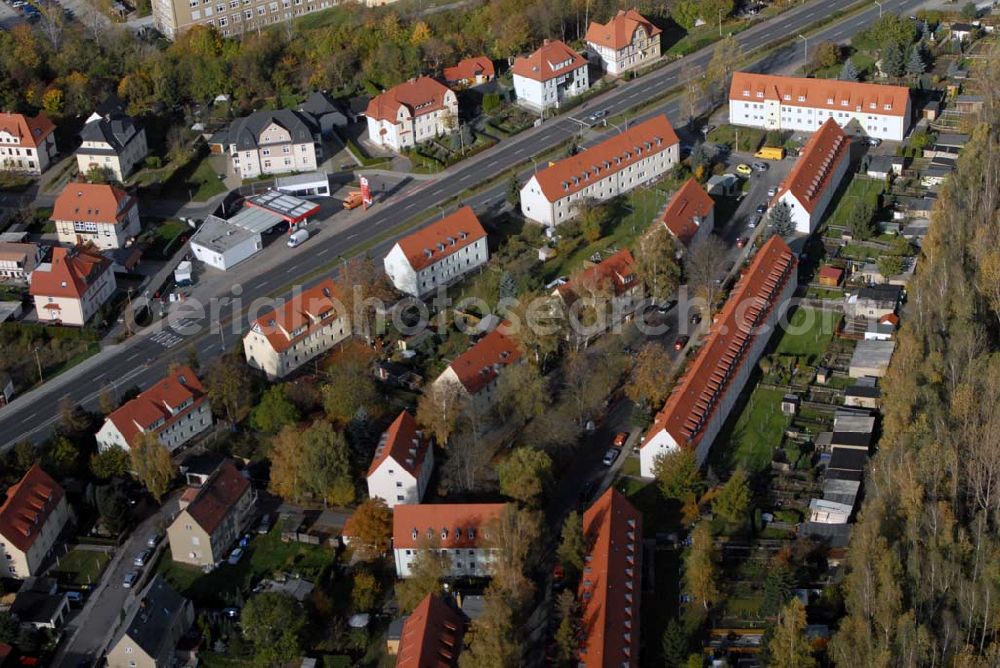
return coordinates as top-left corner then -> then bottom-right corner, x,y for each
0,0 -> 929,449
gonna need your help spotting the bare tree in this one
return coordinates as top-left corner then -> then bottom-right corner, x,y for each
686,235 -> 729,311
38,2 -> 66,51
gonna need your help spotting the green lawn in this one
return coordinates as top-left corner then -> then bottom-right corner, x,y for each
155,528 -> 336,608
773,308 -> 837,359
144,220 -> 188,260
50,547 -> 111,588
712,386 -> 788,474
827,175 -> 885,230
841,243 -> 883,261
708,125 -> 766,153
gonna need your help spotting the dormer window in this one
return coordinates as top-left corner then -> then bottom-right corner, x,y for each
411,529 -> 418,540
827,97 -> 834,104
441,528 -> 448,540
841,100 -> 848,106
798,95 -> 805,102
869,102 -> 877,109
782,94 -> 790,101
884,103 -> 892,110
742,89 -> 750,96
467,528 -> 475,540
755,91 -> 763,98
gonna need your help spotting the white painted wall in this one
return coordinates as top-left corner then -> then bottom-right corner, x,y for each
728,98 -> 910,142
383,237 -> 488,298
394,545 -> 495,579
513,65 -> 589,112
366,448 -> 434,509
191,232 -> 262,271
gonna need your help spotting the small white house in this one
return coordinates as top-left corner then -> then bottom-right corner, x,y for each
585,9 -> 662,76
392,503 -> 505,578
366,411 -> 433,508
76,112 -> 149,182
512,40 -> 589,112
383,206 -> 488,298
773,118 -> 850,234
0,112 -> 58,175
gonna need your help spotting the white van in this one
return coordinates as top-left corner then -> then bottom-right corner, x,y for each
287,229 -> 309,248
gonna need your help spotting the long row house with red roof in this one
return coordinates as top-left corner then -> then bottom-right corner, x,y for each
641,236 -> 798,476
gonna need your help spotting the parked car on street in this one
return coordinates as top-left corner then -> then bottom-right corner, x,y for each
146,533 -> 162,548
767,185 -> 779,197
602,449 -> 619,466
123,571 -> 138,588
227,548 -> 245,565
133,549 -> 152,567
674,335 -> 690,351
755,203 -> 768,214
737,237 -> 749,248
736,163 -> 753,176
257,514 -> 272,534
752,161 -> 769,172
613,432 -> 629,448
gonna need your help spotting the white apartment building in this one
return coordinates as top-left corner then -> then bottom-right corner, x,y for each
366,411 -> 434,508
773,117 -> 851,233
366,77 -> 458,152
0,112 -> 57,175
0,465 -> 71,579
728,72 -> 911,142
520,114 -> 679,226
76,112 -> 149,182
432,328 -> 521,414
242,278 -> 350,379
30,247 -> 117,327
222,109 -> 320,179
152,0 -> 337,39
96,366 -> 212,452
512,40 -> 590,112
383,206 -> 488,298
640,237 -> 798,476
52,183 -> 141,250
585,9 -> 662,76
392,503 -> 505,578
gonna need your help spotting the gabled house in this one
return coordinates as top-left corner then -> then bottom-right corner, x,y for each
844,284 -> 902,319
297,91 -> 348,137
512,40 -> 590,112
396,594 -> 467,666
392,503 -> 505,578
383,206 -> 488,298
576,488 -> 642,667
167,460 -> 256,567
0,111 -> 57,175
366,77 -> 458,153
10,578 -> 69,630
30,246 -> 117,326
585,9 -> 662,76
553,249 -> 642,344
218,109 -> 321,179
242,278 -> 350,380
0,242 -> 43,281
520,115 -> 679,226
76,111 -> 149,182
432,328 -> 521,411
661,177 -> 714,247
96,366 -> 212,453
106,576 -> 195,668
443,57 -> 495,88
773,118 -> 850,234
641,237 -> 797,475
366,411 -> 434,509
0,465 -> 71,578
52,183 -> 141,250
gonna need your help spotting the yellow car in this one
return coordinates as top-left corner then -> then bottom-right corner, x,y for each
736,163 -> 753,177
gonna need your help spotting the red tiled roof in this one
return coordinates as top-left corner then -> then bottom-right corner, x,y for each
879,313 -> 899,327
443,57 -> 495,85
395,206 -> 487,272
367,411 -> 431,478
52,183 -> 133,225
556,249 -> 637,304
585,9 -> 661,51
185,461 -> 250,535
105,366 -> 207,447
729,72 -> 910,118
392,503 -> 505,550
0,465 -> 65,554
396,594 -> 466,668
643,236 -> 797,451
818,265 -> 843,281
251,278 -> 345,354
0,641 -> 10,662
0,111 -> 55,148
511,39 -> 587,82
778,118 -> 850,214
443,329 -> 521,395
366,77 -> 454,122
661,178 -> 714,245
577,488 -> 642,667
530,115 -> 679,202
29,246 -> 111,300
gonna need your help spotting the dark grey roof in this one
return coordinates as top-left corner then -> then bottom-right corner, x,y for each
826,468 -> 864,482
225,109 -> 318,152
11,591 -> 65,624
347,95 -> 370,116
867,155 -> 900,172
387,616 -> 406,641
858,284 -> 902,304
936,133 -> 969,147
80,113 -> 142,155
801,521 -> 852,547
831,431 -> 873,448
896,196 -> 935,211
828,447 -> 868,472
950,22 -> 976,31
299,91 -> 338,117
112,576 -> 190,659
179,451 -> 226,477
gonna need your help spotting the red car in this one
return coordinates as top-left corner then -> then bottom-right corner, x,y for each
613,432 -> 629,448
674,335 -> 690,351
737,237 -> 748,248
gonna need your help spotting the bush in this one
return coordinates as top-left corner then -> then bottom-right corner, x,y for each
144,156 -> 162,169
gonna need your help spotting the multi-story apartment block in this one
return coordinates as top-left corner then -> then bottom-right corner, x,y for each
0,112 -> 57,175
520,114 -> 680,226
221,109 -> 320,179
512,39 -> 589,112
167,460 -> 256,567
729,72 -> 911,142
585,9 -> 662,76
366,77 -> 458,152
106,576 -> 195,668
152,0 -> 337,39
0,465 -> 71,579
52,183 -> 141,250
30,246 -> 117,327
661,177 -> 715,247
773,117 -> 850,233
640,236 -> 798,476
96,366 -> 213,452
392,503 -> 505,578
366,411 -> 434,508
383,206 -> 488,298
0,242 -> 42,281
432,328 -> 521,413
242,278 -> 350,379
76,112 -> 149,182
553,249 -> 642,345
576,488 -> 643,667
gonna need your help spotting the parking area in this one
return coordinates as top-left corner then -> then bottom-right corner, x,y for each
0,0 -> 26,28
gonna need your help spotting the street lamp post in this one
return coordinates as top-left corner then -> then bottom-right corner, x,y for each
798,34 -> 808,61
33,347 -> 43,384
874,0 -> 882,17
718,8 -> 724,37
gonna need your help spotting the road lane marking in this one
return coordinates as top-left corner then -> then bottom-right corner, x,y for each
318,248 -> 330,256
